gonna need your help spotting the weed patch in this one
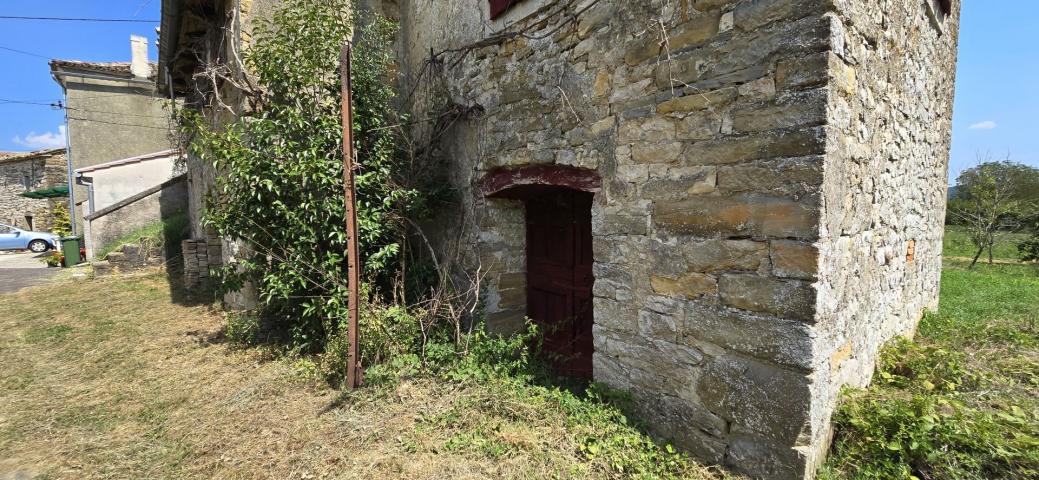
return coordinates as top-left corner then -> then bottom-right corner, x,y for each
822,260 -> 1039,479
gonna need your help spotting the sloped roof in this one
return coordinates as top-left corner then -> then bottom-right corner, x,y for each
75,149 -> 180,174
0,148 -> 66,166
49,60 -> 158,80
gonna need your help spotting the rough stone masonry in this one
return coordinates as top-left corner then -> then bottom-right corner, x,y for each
394,0 -> 961,478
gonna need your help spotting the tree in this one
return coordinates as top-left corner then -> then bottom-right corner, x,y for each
1019,212 -> 1039,263
947,154 -> 1039,268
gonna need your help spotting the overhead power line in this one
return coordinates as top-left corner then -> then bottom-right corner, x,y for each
0,15 -> 159,23
0,98 -> 167,119
0,98 -> 59,107
0,45 -> 51,59
67,116 -> 169,130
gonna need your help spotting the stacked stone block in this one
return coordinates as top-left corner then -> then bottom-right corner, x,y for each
182,236 -> 222,288
396,0 -> 958,477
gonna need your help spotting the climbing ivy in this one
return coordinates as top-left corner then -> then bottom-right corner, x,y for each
179,0 -> 419,353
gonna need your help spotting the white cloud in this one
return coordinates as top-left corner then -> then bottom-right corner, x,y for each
12,125 -> 67,149
968,120 -> 997,130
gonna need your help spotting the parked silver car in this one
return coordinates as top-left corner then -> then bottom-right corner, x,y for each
0,223 -> 60,253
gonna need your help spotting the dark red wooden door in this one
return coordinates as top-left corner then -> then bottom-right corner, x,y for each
525,190 -> 594,379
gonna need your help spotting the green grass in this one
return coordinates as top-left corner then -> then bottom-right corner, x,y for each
95,212 -> 189,261
942,224 -> 1030,260
822,259 -> 1039,479
0,274 -> 730,480
924,260 -> 1039,347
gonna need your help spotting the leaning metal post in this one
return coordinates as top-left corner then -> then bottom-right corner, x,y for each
340,41 -> 362,389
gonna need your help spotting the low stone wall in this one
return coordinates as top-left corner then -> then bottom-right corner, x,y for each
93,241 -> 164,276
83,174 -> 188,260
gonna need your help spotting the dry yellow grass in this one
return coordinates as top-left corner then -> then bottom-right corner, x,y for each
0,273 -> 730,480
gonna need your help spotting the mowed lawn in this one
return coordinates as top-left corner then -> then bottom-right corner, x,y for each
1,238 -> 1036,479
0,274 -> 728,480
942,224 -> 1031,261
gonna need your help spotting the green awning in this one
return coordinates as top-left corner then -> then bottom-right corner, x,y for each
19,185 -> 69,199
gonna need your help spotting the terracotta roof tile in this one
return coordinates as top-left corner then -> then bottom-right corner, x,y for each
49,60 -> 157,79
0,148 -> 66,165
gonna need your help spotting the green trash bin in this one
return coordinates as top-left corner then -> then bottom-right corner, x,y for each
61,236 -> 82,267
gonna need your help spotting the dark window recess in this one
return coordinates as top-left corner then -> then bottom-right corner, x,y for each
938,0 -> 952,16
490,0 -> 521,19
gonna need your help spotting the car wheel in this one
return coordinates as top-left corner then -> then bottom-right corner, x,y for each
28,240 -> 49,253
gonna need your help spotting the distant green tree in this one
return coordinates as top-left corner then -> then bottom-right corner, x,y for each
947,154 -> 1039,268
1019,216 -> 1039,263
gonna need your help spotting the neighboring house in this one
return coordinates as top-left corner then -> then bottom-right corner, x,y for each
0,148 -> 68,232
158,1 -> 961,478
75,149 -> 185,260
50,35 -> 172,234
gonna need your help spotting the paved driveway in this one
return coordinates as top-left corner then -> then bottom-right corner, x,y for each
0,251 -> 58,294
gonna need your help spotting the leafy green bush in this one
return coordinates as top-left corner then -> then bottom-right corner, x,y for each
225,311 -> 261,347
179,0 -> 423,354
825,388 -> 1037,480
1020,218 -> 1039,263
874,338 -> 978,393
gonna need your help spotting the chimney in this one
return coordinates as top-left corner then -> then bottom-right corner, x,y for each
130,35 -> 150,79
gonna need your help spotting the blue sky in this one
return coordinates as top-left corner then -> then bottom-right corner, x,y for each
0,0 -> 1036,184
0,1 -> 160,151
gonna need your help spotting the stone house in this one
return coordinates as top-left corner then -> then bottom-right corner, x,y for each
0,148 -> 68,231
50,35 -> 172,234
158,0 -> 960,478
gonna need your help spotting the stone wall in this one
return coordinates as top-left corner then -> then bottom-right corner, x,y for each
814,0 -> 960,451
93,241 -> 165,276
0,149 -> 67,231
397,0 -> 958,478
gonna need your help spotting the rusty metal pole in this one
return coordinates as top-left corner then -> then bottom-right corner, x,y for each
340,41 -> 362,389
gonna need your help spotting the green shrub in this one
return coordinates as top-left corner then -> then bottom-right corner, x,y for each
49,202 -> 72,237
225,311 -> 261,347
179,0 -> 423,354
823,338 -> 1039,479
874,338 -> 978,393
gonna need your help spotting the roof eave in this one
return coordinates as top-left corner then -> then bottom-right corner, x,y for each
157,0 -> 186,95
